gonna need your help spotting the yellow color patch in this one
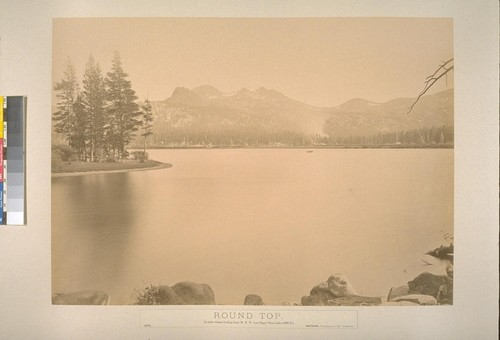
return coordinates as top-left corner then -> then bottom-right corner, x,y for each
0,96 -> 3,138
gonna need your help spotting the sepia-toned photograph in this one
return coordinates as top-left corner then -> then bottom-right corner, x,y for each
51,17 -> 454,306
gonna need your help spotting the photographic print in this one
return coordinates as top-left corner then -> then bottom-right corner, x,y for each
51,18 -> 454,307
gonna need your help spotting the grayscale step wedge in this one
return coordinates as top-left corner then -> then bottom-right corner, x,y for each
4,96 -> 26,225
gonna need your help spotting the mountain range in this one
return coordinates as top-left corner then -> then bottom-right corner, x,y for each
145,85 -> 453,147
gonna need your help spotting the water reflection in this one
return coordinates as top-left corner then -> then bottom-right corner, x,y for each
52,173 -> 137,301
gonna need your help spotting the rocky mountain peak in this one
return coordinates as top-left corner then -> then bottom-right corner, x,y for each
192,85 -> 223,100
166,87 -> 203,106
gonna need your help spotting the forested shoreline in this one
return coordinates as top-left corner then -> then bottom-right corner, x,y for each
129,125 -> 453,149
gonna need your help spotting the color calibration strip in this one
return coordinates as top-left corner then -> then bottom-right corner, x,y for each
0,96 -> 4,224
0,96 -> 26,225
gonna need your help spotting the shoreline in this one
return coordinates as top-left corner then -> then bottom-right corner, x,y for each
129,145 -> 454,150
52,162 -> 172,178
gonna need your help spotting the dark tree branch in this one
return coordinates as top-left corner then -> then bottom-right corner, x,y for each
426,58 -> 454,81
407,58 -> 454,114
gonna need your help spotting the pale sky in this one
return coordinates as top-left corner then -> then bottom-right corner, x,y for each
52,17 -> 453,107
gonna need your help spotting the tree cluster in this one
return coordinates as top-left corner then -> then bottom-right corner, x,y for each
138,124 -> 322,147
133,123 -> 452,148
329,126 -> 454,147
53,52 -> 152,162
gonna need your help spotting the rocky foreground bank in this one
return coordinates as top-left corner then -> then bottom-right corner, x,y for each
52,269 -> 453,306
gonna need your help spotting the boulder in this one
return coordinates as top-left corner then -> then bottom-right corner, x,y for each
446,264 -> 454,278
311,273 -> 357,298
392,294 -> 437,305
325,274 -> 358,297
436,284 -> 452,305
155,285 -> 187,305
244,294 -> 264,305
301,273 -> 359,306
307,287 -> 335,305
171,281 -> 216,305
387,284 -> 410,302
408,272 -> 453,304
52,290 -> 109,305
301,294 -> 326,306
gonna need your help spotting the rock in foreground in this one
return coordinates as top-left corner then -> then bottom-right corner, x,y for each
304,273 -> 357,304
387,284 -> 410,302
408,272 -> 453,304
391,294 -> 437,305
135,281 -> 215,305
171,281 -> 216,305
301,273 -> 381,306
244,294 -> 264,305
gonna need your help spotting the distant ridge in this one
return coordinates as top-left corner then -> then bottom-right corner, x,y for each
141,86 -> 453,147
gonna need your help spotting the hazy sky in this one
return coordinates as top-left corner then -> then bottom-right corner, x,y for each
53,18 -> 453,107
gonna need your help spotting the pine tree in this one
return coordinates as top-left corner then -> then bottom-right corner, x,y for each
72,94 -> 88,160
140,98 -> 154,154
105,51 -> 140,160
53,59 -> 79,147
82,54 -> 107,162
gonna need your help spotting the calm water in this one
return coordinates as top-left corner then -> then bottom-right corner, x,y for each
52,149 -> 453,305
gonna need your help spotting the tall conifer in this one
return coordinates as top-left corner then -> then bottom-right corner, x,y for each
82,54 -> 107,161
140,98 -> 154,154
105,51 -> 140,160
53,59 -> 79,147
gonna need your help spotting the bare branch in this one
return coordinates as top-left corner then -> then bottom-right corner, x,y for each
425,58 -> 454,81
407,58 -> 454,114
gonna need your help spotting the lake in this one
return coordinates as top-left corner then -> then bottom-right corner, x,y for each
52,148 -> 453,305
